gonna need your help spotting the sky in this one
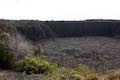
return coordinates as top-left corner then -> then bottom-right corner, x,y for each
0,0 -> 120,21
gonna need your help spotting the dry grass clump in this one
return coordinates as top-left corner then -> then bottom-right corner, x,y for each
42,64 -> 97,80
42,64 -> 120,80
0,70 -> 6,79
96,69 -> 120,80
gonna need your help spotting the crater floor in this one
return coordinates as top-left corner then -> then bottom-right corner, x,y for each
41,37 -> 120,71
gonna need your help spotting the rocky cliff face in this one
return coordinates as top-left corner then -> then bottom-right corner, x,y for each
13,20 -> 120,42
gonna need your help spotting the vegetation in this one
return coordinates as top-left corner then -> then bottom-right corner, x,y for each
15,55 -> 51,74
0,41 -> 14,69
0,20 -> 14,34
32,45 -> 43,55
42,64 -> 97,80
42,64 -> 120,80
0,21 -> 15,69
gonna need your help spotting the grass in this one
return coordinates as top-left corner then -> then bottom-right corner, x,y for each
0,70 -> 5,78
1,64 -> 120,80
42,64 -> 98,80
42,64 -> 120,80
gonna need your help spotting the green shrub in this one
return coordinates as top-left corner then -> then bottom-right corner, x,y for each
0,41 -> 14,69
31,45 -> 43,55
15,55 -> 51,74
0,32 -> 11,43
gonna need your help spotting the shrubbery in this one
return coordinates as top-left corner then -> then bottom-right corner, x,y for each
0,41 -> 14,69
15,55 -> 51,74
0,21 -> 15,69
32,45 -> 43,56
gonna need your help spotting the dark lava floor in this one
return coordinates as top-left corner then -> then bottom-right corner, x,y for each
41,37 -> 120,71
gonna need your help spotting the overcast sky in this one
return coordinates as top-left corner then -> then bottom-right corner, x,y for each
0,0 -> 120,20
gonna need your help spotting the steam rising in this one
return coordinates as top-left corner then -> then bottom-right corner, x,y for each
9,32 -> 34,60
